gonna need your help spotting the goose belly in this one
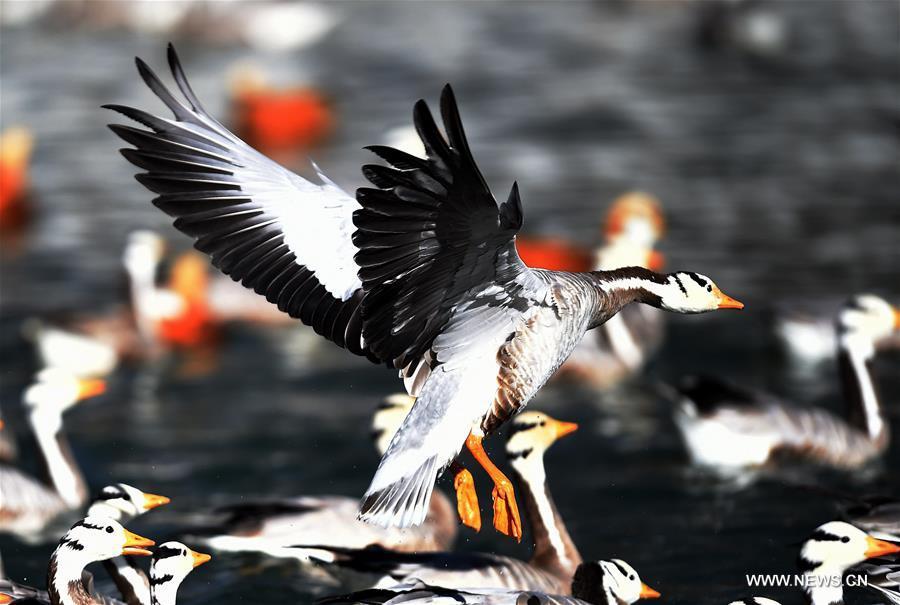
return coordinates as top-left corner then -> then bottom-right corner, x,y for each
673,403 -> 779,468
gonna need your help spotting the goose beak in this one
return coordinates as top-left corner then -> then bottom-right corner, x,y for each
0,593 -> 13,604
714,287 -> 744,310
639,583 -> 661,599
865,535 -> 900,558
553,420 -> 579,439
76,378 -> 107,401
121,528 -> 155,556
893,307 -> 900,330
190,548 -> 212,568
142,492 -> 171,510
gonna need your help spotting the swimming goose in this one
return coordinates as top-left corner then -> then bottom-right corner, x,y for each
106,44 -> 742,538
147,542 -> 210,605
193,394 -> 456,557
673,294 -> 899,469
0,516 -> 155,605
298,411 -> 581,593
556,193 -> 666,388
87,485 -> 171,605
0,370 -> 106,538
318,559 -> 660,605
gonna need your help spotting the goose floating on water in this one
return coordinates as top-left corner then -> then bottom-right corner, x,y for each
0,370 -> 106,538
298,411 -> 582,593
319,559 -> 660,605
147,542 -> 210,605
107,44 -> 742,539
673,294 -> 900,470
193,394 -> 456,558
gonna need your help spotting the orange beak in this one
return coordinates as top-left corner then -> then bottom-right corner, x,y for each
121,528 -> 155,556
553,420 -> 579,439
639,583 -> 661,599
142,492 -> 171,510
76,378 -> 106,400
714,287 -> 744,310
893,307 -> 900,330
0,593 -> 13,604
190,548 -> 212,568
865,535 -> 900,558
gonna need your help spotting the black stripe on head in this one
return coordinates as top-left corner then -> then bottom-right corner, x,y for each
672,274 -> 687,296
59,537 -> 85,551
153,544 -> 183,561
507,421 -> 540,437
95,484 -> 128,501
685,272 -> 708,288
71,519 -> 106,531
611,560 -> 629,577
808,529 -> 847,543
150,573 -> 175,586
507,447 -> 533,461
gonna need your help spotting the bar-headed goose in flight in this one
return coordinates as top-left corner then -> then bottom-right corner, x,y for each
673,294 -> 900,470
0,370 -> 106,538
0,516 -> 155,605
296,411 -> 582,593
106,44 -> 743,539
318,559 -> 659,605
191,394 -> 456,557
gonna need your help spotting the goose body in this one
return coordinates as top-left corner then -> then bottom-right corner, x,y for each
0,371 -> 106,538
674,295 -> 899,470
320,560 -> 660,605
108,45 -> 741,535
193,395 -> 456,557
299,412 -> 581,593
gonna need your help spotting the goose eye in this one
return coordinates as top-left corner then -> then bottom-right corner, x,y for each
106,526 -> 113,533
841,536 -> 850,543
706,285 -> 712,292
629,575 -> 635,580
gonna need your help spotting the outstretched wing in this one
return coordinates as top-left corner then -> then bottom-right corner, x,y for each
106,44 -> 373,359
353,84 -> 528,370
355,87 -> 546,528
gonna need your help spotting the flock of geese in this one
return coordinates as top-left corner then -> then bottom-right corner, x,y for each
1,45 -> 898,605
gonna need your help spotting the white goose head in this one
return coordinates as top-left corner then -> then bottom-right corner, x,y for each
655,272 -> 744,313
87,483 -> 171,522
150,542 -> 210,604
23,369 -> 106,430
838,295 -> 900,345
798,521 -> 899,574
53,515 -> 155,572
371,394 -> 415,456
505,411 -> 578,476
571,559 -> 660,605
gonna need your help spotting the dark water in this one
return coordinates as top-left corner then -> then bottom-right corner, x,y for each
1,2 -> 898,604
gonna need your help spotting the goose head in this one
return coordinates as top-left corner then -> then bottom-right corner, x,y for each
571,559 -> 660,605
371,393 -> 415,456
652,272 -> 743,313
798,520 -> 899,605
150,542 -> 211,601
123,230 -> 166,279
53,515 -> 155,570
505,411 -> 578,476
23,369 -> 105,431
87,483 -> 171,522
838,295 -> 900,346
603,192 -> 665,248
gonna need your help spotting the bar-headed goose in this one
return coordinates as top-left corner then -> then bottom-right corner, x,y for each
0,370 -> 106,538
107,44 -> 742,539
674,294 -> 899,470
319,559 -> 659,605
86,485 -> 171,605
557,192 -> 666,388
297,411 -> 581,593
147,542 -> 210,605
841,496 -> 900,604
193,394 -> 455,558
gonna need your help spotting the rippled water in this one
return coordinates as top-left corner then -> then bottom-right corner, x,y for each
1,2 -> 898,604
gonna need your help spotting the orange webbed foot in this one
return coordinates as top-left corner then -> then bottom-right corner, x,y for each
452,466 -> 482,532
490,477 -> 522,542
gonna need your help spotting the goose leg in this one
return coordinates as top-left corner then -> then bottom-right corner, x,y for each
449,460 -> 481,532
465,432 -> 522,542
